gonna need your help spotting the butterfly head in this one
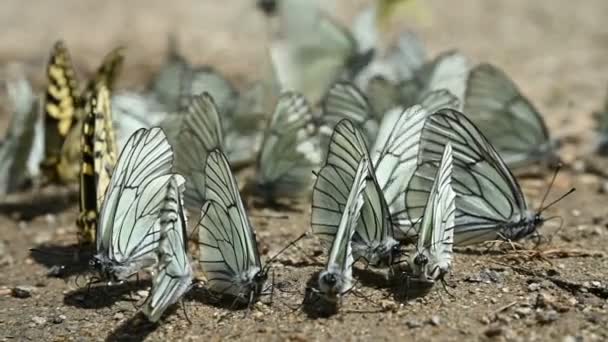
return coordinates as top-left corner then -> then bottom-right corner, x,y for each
256,0 -> 277,16
318,270 -> 344,301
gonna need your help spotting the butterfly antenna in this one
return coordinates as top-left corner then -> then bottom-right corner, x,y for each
538,187 -> 576,214
537,165 -> 561,212
263,232 -> 308,272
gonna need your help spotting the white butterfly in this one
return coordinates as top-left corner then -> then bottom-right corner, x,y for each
197,149 -> 267,305
0,75 -> 39,194
256,91 -> 321,198
463,63 -> 558,168
315,157 -> 369,304
312,119 -> 398,267
405,109 -> 571,245
409,143 -> 455,288
92,127 -> 182,282
142,175 -> 193,322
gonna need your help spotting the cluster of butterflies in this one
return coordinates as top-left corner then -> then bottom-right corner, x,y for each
0,0 -> 581,324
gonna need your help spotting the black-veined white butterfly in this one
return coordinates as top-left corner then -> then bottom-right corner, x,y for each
142,175 -> 193,322
312,119 -> 398,267
314,157 -> 368,304
161,93 -> 223,210
408,143 -> 455,288
92,127 -> 181,282
197,149 -> 268,305
405,109 -> 572,245
463,63 -> 559,168
255,91 -> 321,198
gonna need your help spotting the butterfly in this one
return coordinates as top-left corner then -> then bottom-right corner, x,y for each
312,157 -> 369,306
268,0 -> 374,104
312,119 -> 398,267
255,91 -> 322,199
593,86 -> 608,155
197,149 -> 268,305
77,84 -> 118,246
463,63 -> 559,168
111,91 -> 169,148
405,109 -> 572,246
408,143 -> 455,290
0,75 -> 39,195
92,127 -> 181,282
142,175 -> 193,322
161,93 -> 223,210
40,41 -> 124,184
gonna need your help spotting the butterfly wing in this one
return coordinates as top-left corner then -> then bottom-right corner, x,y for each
256,92 -> 321,197
405,109 -> 528,245
87,46 -> 125,92
413,143 -> 455,281
97,127 -> 176,279
463,63 -> 556,168
197,149 -> 262,297
142,175 -> 193,322
41,41 -> 80,182
183,67 -> 239,117
163,93 -> 223,209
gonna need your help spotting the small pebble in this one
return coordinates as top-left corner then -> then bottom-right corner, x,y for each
52,315 -> 66,324
536,310 -> 559,324
528,283 -> 541,292
12,285 -> 35,298
515,307 -> 532,317
47,265 -> 67,278
31,316 -> 47,325
113,312 -> 125,321
536,292 -> 556,308
428,315 -> 441,326
406,320 -> 422,329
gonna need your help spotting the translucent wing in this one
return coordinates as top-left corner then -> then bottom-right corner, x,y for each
150,39 -> 190,112
321,82 -> 378,144
371,105 -> 429,238
197,149 -> 262,298
412,143 -> 455,281
312,119 -> 396,265
41,41 -> 80,182
464,63 -> 557,168
163,93 -> 223,209
405,109 -> 532,246
142,175 -> 193,322
0,76 -> 38,194
95,127 -> 177,281
422,51 -> 468,110
256,92 -> 321,197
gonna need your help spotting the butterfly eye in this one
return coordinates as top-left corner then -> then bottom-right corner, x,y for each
322,273 -> 337,286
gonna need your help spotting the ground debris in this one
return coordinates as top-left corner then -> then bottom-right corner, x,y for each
12,285 -> 35,298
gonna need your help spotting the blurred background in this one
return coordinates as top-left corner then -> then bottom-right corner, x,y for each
0,0 -> 606,138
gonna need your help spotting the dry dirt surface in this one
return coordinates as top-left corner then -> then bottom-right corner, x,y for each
1,0 -> 608,341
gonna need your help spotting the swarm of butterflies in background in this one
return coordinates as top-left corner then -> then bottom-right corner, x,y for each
0,0 -> 586,323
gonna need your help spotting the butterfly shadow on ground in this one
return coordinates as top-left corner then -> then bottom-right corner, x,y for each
0,184 -> 78,220
63,280 -> 149,310
105,312 -> 159,342
29,243 -> 94,278
242,182 -> 304,213
389,272 -> 434,302
353,267 -> 393,290
186,285 -> 250,311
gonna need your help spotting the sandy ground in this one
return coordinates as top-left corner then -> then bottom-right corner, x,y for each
0,0 -> 607,341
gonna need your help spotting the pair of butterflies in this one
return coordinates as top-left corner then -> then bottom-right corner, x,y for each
91,126 -> 192,322
311,116 -> 456,303
41,41 -> 124,184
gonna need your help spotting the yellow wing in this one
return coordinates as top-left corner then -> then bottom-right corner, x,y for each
377,0 -> 431,30
75,84 -> 117,245
40,41 -> 80,182
87,46 -> 125,93
76,90 -> 97,245
93,84 -> 117,209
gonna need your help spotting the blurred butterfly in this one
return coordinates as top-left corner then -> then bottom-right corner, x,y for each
407,143 -> 455,293
0,75 -> 39,194
40,41 -> 124,184
255,91 -> 321,199
197,149 -> 269,306
161,92 -> 222,210
77,84 -> 117,246
463,63 -> 559,168
268,0 -> 374,104
312,119 -> 398,267
111,92 -> 169,148
404,109 -> 573,246
142,175 -> 193,322
92,127 -> 181,282
310,157 -> 368,311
